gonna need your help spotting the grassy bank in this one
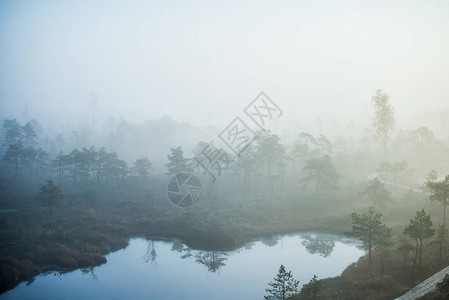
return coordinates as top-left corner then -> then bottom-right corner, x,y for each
289,246 -> 449,300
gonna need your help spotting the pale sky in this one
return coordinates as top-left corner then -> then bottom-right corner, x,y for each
1,0 -> 448,132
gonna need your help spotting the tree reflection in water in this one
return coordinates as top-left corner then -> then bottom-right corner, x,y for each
81,266 -> 98,281
195,250 -> 228,273
171,240 -> 193,259
169,240 -> 228,273
143,240 -> 158,268
261,236 -> 279,247
301,235 -> 335,258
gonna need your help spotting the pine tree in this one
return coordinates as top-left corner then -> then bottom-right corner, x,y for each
134,157 -> 153,179
166,146 -> 192,175
36,180 -> 64,215
264,265 -> 299,300
302,156 -> 340,194
403,209 -> 435,269
345,207 -> 392,263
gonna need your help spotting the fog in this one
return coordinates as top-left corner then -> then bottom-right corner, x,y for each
1,1 -> 449,299
1,0 -> 449,134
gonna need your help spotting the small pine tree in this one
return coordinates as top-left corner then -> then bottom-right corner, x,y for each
264,265 -> 299,300
299,274 -> 324,300
36,180 -> 64,215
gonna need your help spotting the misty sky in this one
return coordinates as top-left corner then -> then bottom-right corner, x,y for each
1,0 -> 448,132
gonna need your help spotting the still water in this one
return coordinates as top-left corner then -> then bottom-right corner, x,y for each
1,233 -> 364,300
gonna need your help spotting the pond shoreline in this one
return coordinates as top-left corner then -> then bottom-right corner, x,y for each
0,218 -> 350,295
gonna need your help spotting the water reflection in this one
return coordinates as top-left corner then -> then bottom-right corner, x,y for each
243,242 -> 254,251
81,267 -> 98,281
168,240 -> 228,273
195,251 -> 228,273
143,240 -> 158,268
261,236 -> 280,247
301,235 -> 335,257
171,240 -> 193,259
